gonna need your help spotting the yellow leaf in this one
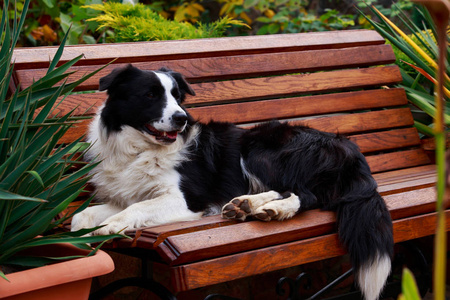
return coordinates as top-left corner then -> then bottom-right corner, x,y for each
220,3 -> 232,15
174,2 -> 205,22
264,9 -> 275,18
372,6 -> 437,69
240,12 -> 252,25
191,3 -> 205,12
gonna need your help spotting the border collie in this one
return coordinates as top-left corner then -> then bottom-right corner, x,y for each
71,65 -> 393,300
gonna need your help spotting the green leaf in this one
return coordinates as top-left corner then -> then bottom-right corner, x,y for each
26,171 -> 45,188
414,121 -> 434,137
244,0 -> 259,9
0,189 -> 46,202
401,268 -> 421,300
41,0 -> 55,9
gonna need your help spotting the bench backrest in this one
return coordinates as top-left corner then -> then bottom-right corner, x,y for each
11,29 -> 431,174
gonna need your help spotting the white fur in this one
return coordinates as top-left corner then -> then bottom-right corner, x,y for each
254,192 -> 300,221
240,157 -> 268,194
225,191 -> 301,221
153,72 -> 187,133
357,252 -> 391,300
71,108 -> 202,235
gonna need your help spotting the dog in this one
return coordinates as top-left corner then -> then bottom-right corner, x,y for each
71,65 -> 393,300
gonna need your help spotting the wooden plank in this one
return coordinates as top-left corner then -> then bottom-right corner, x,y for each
156,186 -> 436,266
47,65 -> 402,111
366,149 -> 431,173
14,44 -> 395,90
188,66 -> 402,105
375,165 -> 436,195
375,165 -> 436,183
37,87 -> 408,123
189,88 -> 407,124
11,30 -> 385,69
57,107 -> 415,145
349,128 -> 421,154
170,210 -> 450,291
298,108 -> 415,134
104,215 -> 237,250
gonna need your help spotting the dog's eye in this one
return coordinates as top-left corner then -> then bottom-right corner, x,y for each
146,92 -> 154,98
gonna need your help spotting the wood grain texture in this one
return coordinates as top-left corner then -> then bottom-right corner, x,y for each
375,165 -> 436,195
14,44 -> 395,90
155,185 -> 437,266
12,30 -> 385,69
170,210 -> 449,291
188,66 -> 402,105
38,87 -> 408,123
297,108 -> 415,134
366,149 -> 431,173
56,106 -> 416,145
189,88 -> 407,124
349,128 -> 421,153
25,64 -> 396,111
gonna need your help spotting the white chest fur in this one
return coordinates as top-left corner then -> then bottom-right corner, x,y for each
86,114 -> 199,208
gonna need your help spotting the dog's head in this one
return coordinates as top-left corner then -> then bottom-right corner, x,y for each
98,65 -> 195,145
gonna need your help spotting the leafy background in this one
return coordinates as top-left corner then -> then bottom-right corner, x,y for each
1,0 -> 415,46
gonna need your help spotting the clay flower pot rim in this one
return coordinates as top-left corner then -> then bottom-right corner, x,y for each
0,243 -> 114,298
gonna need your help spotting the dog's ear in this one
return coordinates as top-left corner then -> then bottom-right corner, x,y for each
99,64 -> 136,91
158,67 -> 196,97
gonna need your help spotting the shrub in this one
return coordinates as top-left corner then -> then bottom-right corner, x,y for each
85,2 -> 248,42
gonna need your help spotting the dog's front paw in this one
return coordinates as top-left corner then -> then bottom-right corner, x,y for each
222,197 -> 252,221
95,219 -> 129,235
71,211 -> 96,234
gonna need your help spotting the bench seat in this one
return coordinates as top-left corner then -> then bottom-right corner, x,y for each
11,29 -> 449,298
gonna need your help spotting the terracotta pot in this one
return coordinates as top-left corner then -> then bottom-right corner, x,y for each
0,243 -> 114,300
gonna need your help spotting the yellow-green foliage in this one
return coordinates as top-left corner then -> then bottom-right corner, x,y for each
86,3 -> 247,42
389,29 -> 438,75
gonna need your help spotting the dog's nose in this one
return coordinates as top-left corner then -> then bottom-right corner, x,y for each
172,112 -> 188,127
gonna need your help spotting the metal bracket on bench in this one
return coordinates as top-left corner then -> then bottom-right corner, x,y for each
276,269 -> 353,300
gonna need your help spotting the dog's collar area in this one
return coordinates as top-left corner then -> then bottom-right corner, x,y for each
144,123 -> 178,143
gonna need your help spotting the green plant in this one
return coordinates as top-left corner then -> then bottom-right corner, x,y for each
0,0 -> 104,46
85,2 -> 248,42
256,7 -> 355,34
359,3 -> 450,137
362,2 -> 449,299
0,0 -> 123,281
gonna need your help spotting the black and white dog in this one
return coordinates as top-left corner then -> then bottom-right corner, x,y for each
71,65 -> 393,300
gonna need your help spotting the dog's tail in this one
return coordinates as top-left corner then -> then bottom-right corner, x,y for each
334,153 -> 393,300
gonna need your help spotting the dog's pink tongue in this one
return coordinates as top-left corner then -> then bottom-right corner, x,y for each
167,131 -> 178,139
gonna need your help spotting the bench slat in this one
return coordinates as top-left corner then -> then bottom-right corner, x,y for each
299,108 -> 414,134
15,44 -> 396,90
45,88 -> 408,125
11,30 -> 385,70
169,209 -> 449,292
188,66 -> 402,105
350,128 -> 421,154
374,165 -> 436,195
366,149 -> 431,173
150,186 -> 438,266
189,88 -> 407,123
57,107 -> 415,144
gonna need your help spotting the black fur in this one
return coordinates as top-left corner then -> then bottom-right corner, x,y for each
98,65 -> 394,298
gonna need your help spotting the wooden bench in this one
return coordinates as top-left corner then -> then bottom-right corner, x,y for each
11,29 -> 449,299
